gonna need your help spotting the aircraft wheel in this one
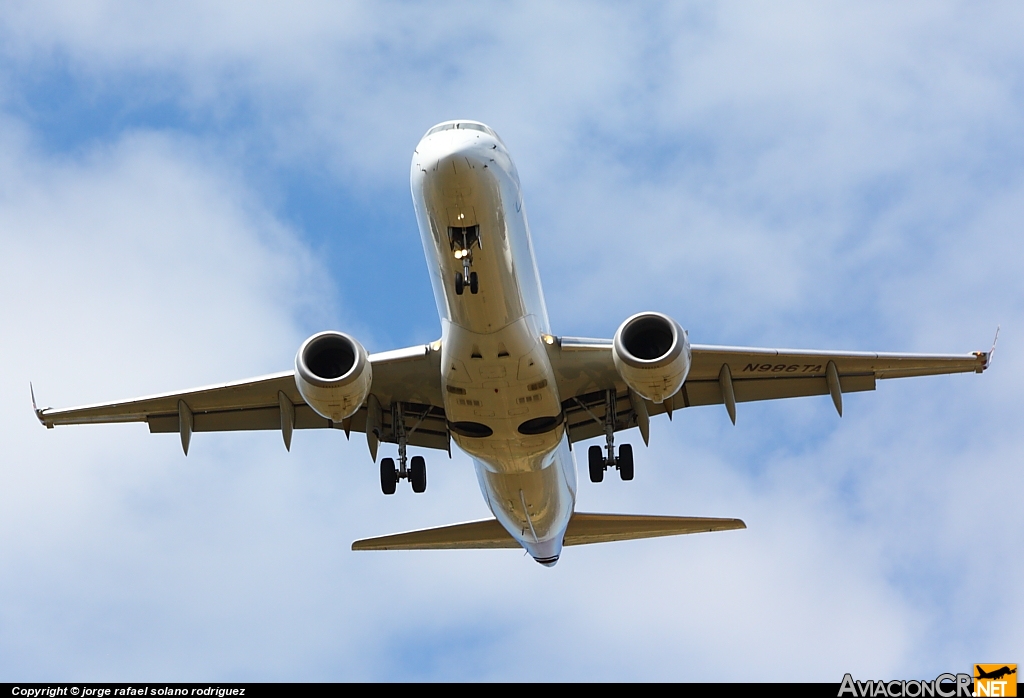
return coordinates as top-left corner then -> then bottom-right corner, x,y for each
588,445 -> 604,483
380,458 -> 397,495
469,271 -> 479,294
618,444 -> 634,481
410,455 -> 427,493
455,272 -> 465,295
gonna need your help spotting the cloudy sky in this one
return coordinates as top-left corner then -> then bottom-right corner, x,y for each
1,1 -> 1021,682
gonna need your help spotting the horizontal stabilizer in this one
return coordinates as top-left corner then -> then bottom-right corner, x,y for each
351,512 -> 745,551
564,512 -> 745,545
352,518 -> 518,551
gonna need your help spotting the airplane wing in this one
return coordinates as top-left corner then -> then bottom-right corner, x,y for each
549,337 -> 990,443
35,343 -> 449,454
36,335 -> 990,452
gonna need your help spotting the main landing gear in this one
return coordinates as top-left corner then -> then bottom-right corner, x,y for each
588,444 -> 633,483
380,455 -> 426,494
588,389 -> 634,483
380,403 -> 428,495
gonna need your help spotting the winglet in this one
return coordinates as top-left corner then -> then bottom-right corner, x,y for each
988,326 -> 1000,369
30,383 -> 52,428
976,326 -> 999,373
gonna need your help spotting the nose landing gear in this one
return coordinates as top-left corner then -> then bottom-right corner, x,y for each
454,270 -> 478,296
451,225 -> 480,295
587,389 -> 635,483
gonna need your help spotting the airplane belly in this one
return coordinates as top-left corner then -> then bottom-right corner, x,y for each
412,126 -> 550,335
414,126 -> 564,475
410,122 -> 573,562
474,437 -> 576,564
418,144 -> 524,333
441,316 -> 564,474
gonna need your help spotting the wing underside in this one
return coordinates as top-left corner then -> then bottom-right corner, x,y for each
36,344 -> 450,452
35,335 -> 988,453
552,338 -> 989,443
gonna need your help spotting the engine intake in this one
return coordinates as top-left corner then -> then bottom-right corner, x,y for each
612,312 -> 690,404
295,331 -> 372,422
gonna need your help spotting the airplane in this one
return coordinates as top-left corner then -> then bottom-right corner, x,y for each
975,666 -> 1016,681
33,120 -> 992,566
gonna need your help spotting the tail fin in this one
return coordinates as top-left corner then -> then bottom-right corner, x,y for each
351,512 -> 745,551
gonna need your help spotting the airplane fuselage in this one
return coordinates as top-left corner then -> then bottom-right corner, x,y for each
411,121 -> 575,564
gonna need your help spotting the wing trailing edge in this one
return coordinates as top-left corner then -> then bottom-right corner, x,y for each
350,512 -> 746,551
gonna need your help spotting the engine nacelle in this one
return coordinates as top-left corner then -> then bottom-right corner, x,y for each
294,331 -> 372,422
612,312 -> 691,404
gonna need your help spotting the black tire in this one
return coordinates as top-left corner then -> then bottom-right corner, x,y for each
411,455 -> 427,493
618,443 -> 634,481
469,271 -> 479,294
455,272 -> 464,295
588,445 -> 604,483
380,458 -> 397,495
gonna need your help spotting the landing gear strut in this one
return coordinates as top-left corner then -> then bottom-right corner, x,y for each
453,227 -> 479,295
379,402 -> 428,495
588,389 -> 634,483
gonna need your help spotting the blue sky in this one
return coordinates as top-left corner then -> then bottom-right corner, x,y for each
1,2 -> 1021,681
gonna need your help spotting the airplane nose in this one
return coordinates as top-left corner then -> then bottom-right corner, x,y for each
420,127 -> 497,173
433,140 -> 490,173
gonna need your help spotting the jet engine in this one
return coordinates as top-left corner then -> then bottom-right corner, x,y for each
612,312 -> 690,404
294,331 -> 372,422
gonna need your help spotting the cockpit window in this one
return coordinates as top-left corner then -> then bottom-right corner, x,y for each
424,122 -> 501,140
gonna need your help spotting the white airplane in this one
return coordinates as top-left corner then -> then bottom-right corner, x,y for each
35,120 -> 992,566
